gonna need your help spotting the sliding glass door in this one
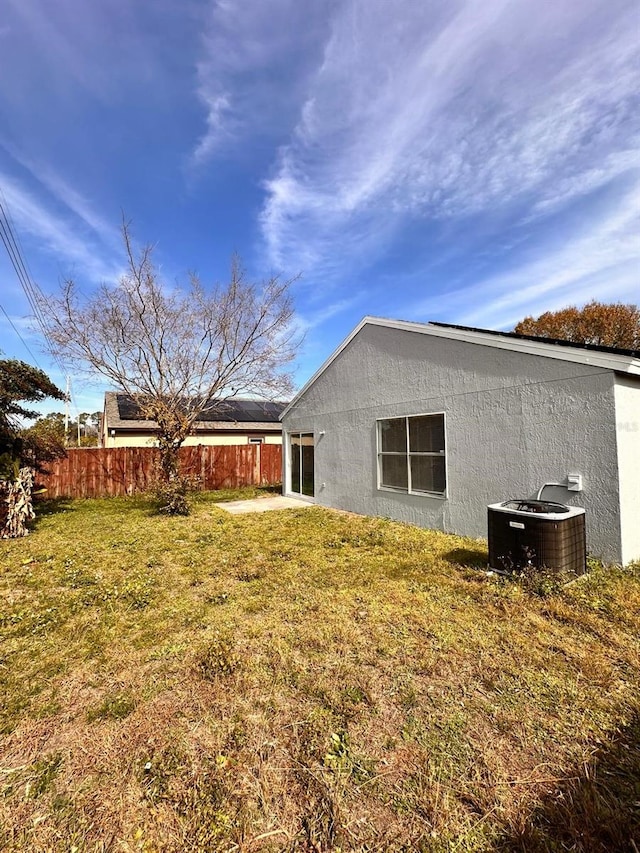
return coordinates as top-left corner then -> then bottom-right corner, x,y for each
289,432 -> 314,497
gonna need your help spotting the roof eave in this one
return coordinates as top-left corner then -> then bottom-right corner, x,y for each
108,421 -> 283,433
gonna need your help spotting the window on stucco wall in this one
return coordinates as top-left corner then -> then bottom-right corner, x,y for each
377,413 -> 446,497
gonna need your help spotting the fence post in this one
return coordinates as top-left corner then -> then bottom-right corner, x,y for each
254,444 -> 261,485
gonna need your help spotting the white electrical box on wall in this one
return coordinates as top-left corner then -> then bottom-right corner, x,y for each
567,473 -> 583,492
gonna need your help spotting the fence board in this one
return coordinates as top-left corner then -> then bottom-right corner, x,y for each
260,444 -> 282,485
37,445 -> 283,499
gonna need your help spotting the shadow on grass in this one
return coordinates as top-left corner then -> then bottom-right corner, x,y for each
194,485 -> 282,505
28,486 -> 283,523
137,485 -> 284,518
497,708 -> 640,852
442,547 -> 489,569
32,494 -> 156,526
31,497 -> 75,522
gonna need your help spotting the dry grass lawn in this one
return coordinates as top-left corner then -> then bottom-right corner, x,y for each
0,488 -> 639,852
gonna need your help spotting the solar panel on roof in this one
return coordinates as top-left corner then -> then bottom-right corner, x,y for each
115,395 -> 286,423
429,321 -> 640,358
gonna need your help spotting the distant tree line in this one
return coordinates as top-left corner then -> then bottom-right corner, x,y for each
23,411 -> 101,454
515,300 -> 640,350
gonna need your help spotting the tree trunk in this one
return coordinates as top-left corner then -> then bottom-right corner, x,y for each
158,436 -> 182,483
153,431 -> 191,514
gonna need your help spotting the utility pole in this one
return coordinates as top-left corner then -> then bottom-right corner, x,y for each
64,375 -> 70,447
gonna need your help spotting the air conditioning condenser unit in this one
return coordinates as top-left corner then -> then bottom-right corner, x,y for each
488,499 -> 586,574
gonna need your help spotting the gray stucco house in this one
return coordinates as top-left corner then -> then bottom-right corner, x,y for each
281,317 -> 640,565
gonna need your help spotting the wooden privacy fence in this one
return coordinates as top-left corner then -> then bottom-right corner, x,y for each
38,444 -> 283,499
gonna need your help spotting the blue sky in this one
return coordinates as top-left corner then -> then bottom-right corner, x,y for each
0,0 -> 638,416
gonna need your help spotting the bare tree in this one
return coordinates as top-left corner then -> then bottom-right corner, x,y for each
41,224 -> 299,496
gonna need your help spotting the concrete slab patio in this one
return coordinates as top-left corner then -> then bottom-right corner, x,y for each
216,496 -> 314,514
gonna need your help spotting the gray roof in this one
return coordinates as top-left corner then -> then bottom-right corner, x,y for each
103,392 -> 285,432
430,321 -> 640,358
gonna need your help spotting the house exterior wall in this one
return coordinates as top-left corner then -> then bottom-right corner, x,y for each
614,376 -> 640,565
102,432 -> 282,448
283,324 -> 626,563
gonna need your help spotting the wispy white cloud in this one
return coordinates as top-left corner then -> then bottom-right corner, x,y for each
409,179 -> 640,329
1,143 -> 121,248
294,294 -> 363,336
2,0 -> 179,104
191,92 -> 234,166
259,0 -> 640,289
191,0 -> 333,166
4,0 -> 121,100
0,172 -> 121,284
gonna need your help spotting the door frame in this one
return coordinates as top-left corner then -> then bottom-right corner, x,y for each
285,430 -> 315,501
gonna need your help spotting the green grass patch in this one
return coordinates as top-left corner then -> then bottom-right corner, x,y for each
86,690 -> 137,723
0,491 -> 638,851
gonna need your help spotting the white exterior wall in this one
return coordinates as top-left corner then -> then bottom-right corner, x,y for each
284,324 -> 626,563
614,376 -> 640,565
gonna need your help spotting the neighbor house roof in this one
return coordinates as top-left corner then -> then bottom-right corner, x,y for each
281,316 -> 640,419
104,392 -> 286,433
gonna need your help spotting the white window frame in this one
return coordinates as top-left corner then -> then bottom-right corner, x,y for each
376,412 -> 447,498
248,436 -> 265,444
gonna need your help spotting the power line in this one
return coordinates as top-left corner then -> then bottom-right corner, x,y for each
0,215 -> 40,319
0,195 -> 98,431
0,188 -> 68,378
0,192 -> 53,332
0,202 -> 51,339
0,300 -> 43,366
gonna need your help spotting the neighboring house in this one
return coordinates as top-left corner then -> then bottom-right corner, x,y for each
101,392 -> 285,448
281,317 -> 640,565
